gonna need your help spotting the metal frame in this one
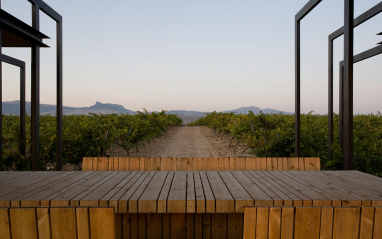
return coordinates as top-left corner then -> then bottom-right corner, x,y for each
0,54 -> 25,169
296,0 -> 354,169
0,0 -> 62,170
328,2 -> 382,163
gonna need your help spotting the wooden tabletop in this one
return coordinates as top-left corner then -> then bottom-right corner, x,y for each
0,171 -> 381,213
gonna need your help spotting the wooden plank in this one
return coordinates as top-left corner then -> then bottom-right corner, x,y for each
287,158 -> 298,170
115,213 -> 123,239
304,158 -> 316,171
194,157 -> 203,171
227,213 -> 243,239
359,207 -> 374,239
333,207 -> 360,239
231,171 -> 273,206
81,172 -> 130,207
256,157 -> 267,171
186,158 -> 193,171
298,157 -> 305,170
187,172 -> 196,213
294,207 -> 321,239
245,157 -> 256,170
280,207 -> 294,239
203,213 -> 211,239
107,171 -> 139,212
163,213 -> 171,239
138,171 -> 168,213
130,213 -> 138,239
219,171 -> 253,212
145,158 -> 156,171
37,208 -> 51,239
10,208 -> 38,239
155,157 -> 161,171
171,157 -> 177,171
50,208 -> 77,239
234,157 -> 246,171
203,157 -> 210,171
92,157 -> 98,171
200,171 -> 216,213
209,157 -> 219,171
187,214 -> 195,239
229,157 -> 235,171
176,158 -> 183,171
194,171 -> 206,213
256,207 -> 269,239
0,208 -> 11,239
123,213 -> 131,239
211,213 -> 227,239
243,207 -> 257,239
138,213 -> 146,239
282,158 -> 288,171
82,157 -> 93,171
181,158 -> 188,171
168,171 -> 187,213
374,207 -> 382,239
139,158 -> 145,171
113,157 -> 119,171
271,158 -> 278,171
266,158 -> 272,171
158,172 -> 175,213
171,213 -> 186,239
129,171 -> 156,213
320,207 -> 334,239
161,158 -> 172,171
277,158 -> 283,170
98,157 -> 109,171
76,207 -> 90,239
147,213 -> 162,239
108,157 -> 114,171
129,157 -> 140,171
195,214 -> 203,239
99,172 -> 133,207
118,172 -> 150,213
314,158 -> 320,170
206,171 -> 234,213
268,207 -> 281,239
119,157 -> 130,171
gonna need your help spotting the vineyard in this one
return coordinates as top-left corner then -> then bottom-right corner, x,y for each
2,111 -> 182,170
188,111 -> 382,175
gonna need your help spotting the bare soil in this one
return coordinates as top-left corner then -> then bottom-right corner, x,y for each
111,126 -> 252,158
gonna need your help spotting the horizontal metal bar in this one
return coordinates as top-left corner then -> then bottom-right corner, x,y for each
339,44 -> 382,65
0,54 -> 25,67
295,0 -> 322,21
329,2 -> 382,40
27,0 -> 62,22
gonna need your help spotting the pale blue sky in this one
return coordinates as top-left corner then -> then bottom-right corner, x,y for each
1,0 -> 382,114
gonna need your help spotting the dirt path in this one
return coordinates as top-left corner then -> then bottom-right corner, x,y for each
112,126 -> 251,158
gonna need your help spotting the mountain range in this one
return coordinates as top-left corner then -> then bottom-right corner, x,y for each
2,101 -> 292,123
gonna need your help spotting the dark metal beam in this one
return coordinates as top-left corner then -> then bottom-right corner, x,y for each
56,20 -> 63,171
31,3 -> 40,171
328,38 -> 333,159
343,0 -> 354,170
296,0 -> 322,21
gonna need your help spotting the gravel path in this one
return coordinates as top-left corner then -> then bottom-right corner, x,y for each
112,126 -> 251,158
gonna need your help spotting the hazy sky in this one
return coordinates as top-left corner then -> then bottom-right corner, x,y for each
1,0 -> 382,114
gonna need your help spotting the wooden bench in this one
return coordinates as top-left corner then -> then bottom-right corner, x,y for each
82,157 -> 321,171
243,206 -> 382,239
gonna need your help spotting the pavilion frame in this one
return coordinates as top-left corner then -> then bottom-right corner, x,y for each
295,0 -> 354,169
328,2 -> 382,162
0,0 -> 62,170
0,54 -> 26,165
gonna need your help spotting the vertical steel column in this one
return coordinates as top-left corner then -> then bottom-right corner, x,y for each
339,63 -> 344,148
328,39 -> 333,160
56,20 -> 63,171
343,0 -> 354,169
20,63 -> 25,156
295,20 -> 301,157
31,3 -> 40,170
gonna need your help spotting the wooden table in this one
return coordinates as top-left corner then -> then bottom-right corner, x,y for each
1,170 -> 382,213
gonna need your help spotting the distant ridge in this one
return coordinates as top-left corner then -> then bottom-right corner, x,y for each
2,101 -> 292,123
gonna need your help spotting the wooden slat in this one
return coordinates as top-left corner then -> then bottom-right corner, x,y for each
271,158 -> 278,171
161,158 -> 172,171
243,207 -> 256,239
118,172 -> 150,213
280,207 -> 294,239
108,157 -> 114,171
186,158 -> 193,171
158,172 -> 175,213
256,157 -> 267,171
10,208 -> 38,239
256,207 -> 269,239
139,158 -> 145,171
209,157 -> 219,171
50,208 -> 77,239
108,171 -> 140,212
99,171 -> 133,206
119,157 -> 129,171
203,213 -> 211,239
129,157 -> 140,171
138,171 -> 168,213
374,207 -> 382,239
294,207 -> 321,239
268,207 -> 281,239
76,207 -> 90,239
287,158 -> 298,170
37,208 -> 51,239
219,171 -> 253,212
187,172 -> 196,213
187,214 -> 195,239
92,157 -> 98,171
195,214 -> 203,239
282,158 -> 288,170
211,213 -> 227,239
98,157 -> 109,171
0,208 -> 11,239
138,213 -> 146,239
115,213 -> 123,239
234,157 -> 246,171
171,213 -> 186,239
359,207 -> 374,239
147,213 -> 162,239
123,213 -> 131,239
113,157 -> 119,171
320,207 -> 334,239
194,171 -> 206,213
163,213 -> 171,239
298,158 -> 305,170
227,213 -> 243,239
333,207 -> 360,239
200,171 -> 215,213
130,213 -> 138,239
245,157 -> 256,170
129,171 -> 156,213
206,171 -> 234,213
194,157 -> 203,171
168,171 -> 187,213
82,157 -> 93,171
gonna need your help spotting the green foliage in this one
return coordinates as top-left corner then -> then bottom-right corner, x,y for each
189,111 -> 382,175
2,112 -> 182,170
